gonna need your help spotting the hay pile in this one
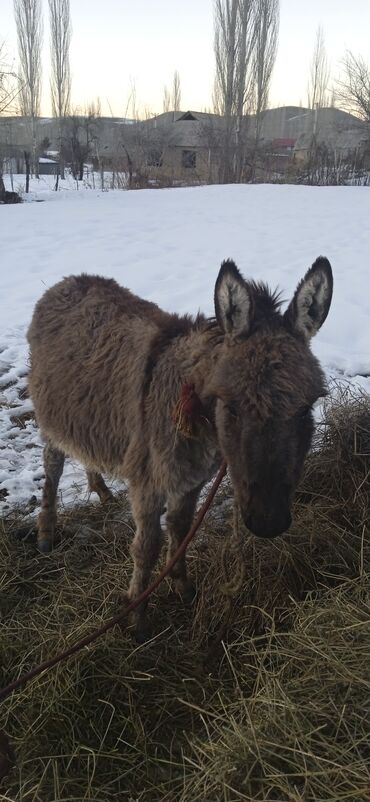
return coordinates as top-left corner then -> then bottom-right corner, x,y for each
0,387 -> 369,801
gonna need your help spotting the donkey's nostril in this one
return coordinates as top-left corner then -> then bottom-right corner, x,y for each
243,510 -> 291,539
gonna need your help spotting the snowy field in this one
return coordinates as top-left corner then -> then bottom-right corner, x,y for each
1,181 -> 370,510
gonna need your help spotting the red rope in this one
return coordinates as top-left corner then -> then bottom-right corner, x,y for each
0,460 -> 227,705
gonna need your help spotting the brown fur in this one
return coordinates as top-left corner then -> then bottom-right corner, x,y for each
27,258 -> 333,638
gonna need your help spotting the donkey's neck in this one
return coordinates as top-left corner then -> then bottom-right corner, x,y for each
169,322 -> 223,413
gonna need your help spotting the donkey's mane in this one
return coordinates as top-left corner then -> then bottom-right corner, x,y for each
72,272 -> 282,335
67,274 -> 283,397
204,280 -> 283,338
142,312 -> 207,400
248,281 -> 283,328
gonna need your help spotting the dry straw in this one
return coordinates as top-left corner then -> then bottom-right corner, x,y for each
0,383 -> 369,801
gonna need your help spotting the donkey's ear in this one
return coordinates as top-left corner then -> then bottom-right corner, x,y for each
214,260 -> 253,337
284,257 -> 333,340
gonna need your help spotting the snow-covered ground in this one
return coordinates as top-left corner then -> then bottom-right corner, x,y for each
1,181 -> 369,510
3,169 -> 126,199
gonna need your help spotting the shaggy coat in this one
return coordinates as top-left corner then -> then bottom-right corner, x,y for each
27,257 -> 333,638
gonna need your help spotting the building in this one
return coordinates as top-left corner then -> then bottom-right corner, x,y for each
38,156 -> 59,175
135,111 -> 226,184
1,107 -> 368,184
292,107 -> 368,164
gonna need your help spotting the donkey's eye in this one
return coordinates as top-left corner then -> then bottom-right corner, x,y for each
225,403 -> 238,419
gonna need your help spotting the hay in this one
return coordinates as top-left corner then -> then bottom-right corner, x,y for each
0,386 -> 369,801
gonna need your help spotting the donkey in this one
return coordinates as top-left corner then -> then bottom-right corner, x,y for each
27,257 -> 333,638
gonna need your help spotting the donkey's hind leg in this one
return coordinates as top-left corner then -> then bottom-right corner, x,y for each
87,470 -> 114,504
37,441 -> 65,553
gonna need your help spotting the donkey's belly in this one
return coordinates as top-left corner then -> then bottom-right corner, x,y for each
42,428 -> 127,477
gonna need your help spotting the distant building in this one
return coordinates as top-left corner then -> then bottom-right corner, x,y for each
137,110 -> 226,184
38,156 -> 59,175
0,107 -> 368,184
292,108 -> 368,163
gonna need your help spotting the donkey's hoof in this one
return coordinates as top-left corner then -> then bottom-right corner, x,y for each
101,490 -> 114,504
37,539 -> 52,554
133,623 -> 152,644
175,577 -> 196,604
115,594 -> 151,642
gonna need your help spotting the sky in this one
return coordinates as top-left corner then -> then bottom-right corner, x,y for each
1,0 -> 370,117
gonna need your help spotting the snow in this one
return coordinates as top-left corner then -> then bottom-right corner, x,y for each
1,181 -> 369,510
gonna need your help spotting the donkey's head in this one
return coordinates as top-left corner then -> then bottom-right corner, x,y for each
209,257 -> 333,538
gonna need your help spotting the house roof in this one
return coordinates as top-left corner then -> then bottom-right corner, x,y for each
147,107 -> 367,150
272,138 -> 296,147
149,110 -> 222,125
141,110 -> 226,149
254,105 -> 367,145
294,108 -> 368,152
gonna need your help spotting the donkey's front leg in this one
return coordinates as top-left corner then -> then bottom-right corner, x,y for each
166,486 -> 202,602
128,488 -> 164,641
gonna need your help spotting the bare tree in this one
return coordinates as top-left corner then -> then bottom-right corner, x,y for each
163,84 -> 170,113
49,0 -> 71,117
213,0 -> 279,182
213,0 -> 238,181
213,0 -> 257,182
123,79 -> 138,121
49,0 -> 72,179
234,1 -> 259,180
0,42 -> 21,115
307,25 -> 330,111
252,0 -> 279,144
336,51 -> 370,123
64,104 -> 99,182
14,0 -> 43,180
235,0 -> 257,118
172,70 -> 181,111
213,0 -> 239,119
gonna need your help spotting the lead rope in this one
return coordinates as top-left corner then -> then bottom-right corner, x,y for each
221,498 -> 247,597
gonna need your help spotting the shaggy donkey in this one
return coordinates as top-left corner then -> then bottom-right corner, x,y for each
28,257 -> 333,637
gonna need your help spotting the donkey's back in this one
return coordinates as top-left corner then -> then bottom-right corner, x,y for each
27,273 -> 180,478
28,273 -> 168,346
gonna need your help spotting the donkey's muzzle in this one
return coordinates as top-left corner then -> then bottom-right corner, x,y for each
242,509 -> 292,539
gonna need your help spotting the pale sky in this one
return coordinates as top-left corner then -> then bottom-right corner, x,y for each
1,0 -> 370,117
